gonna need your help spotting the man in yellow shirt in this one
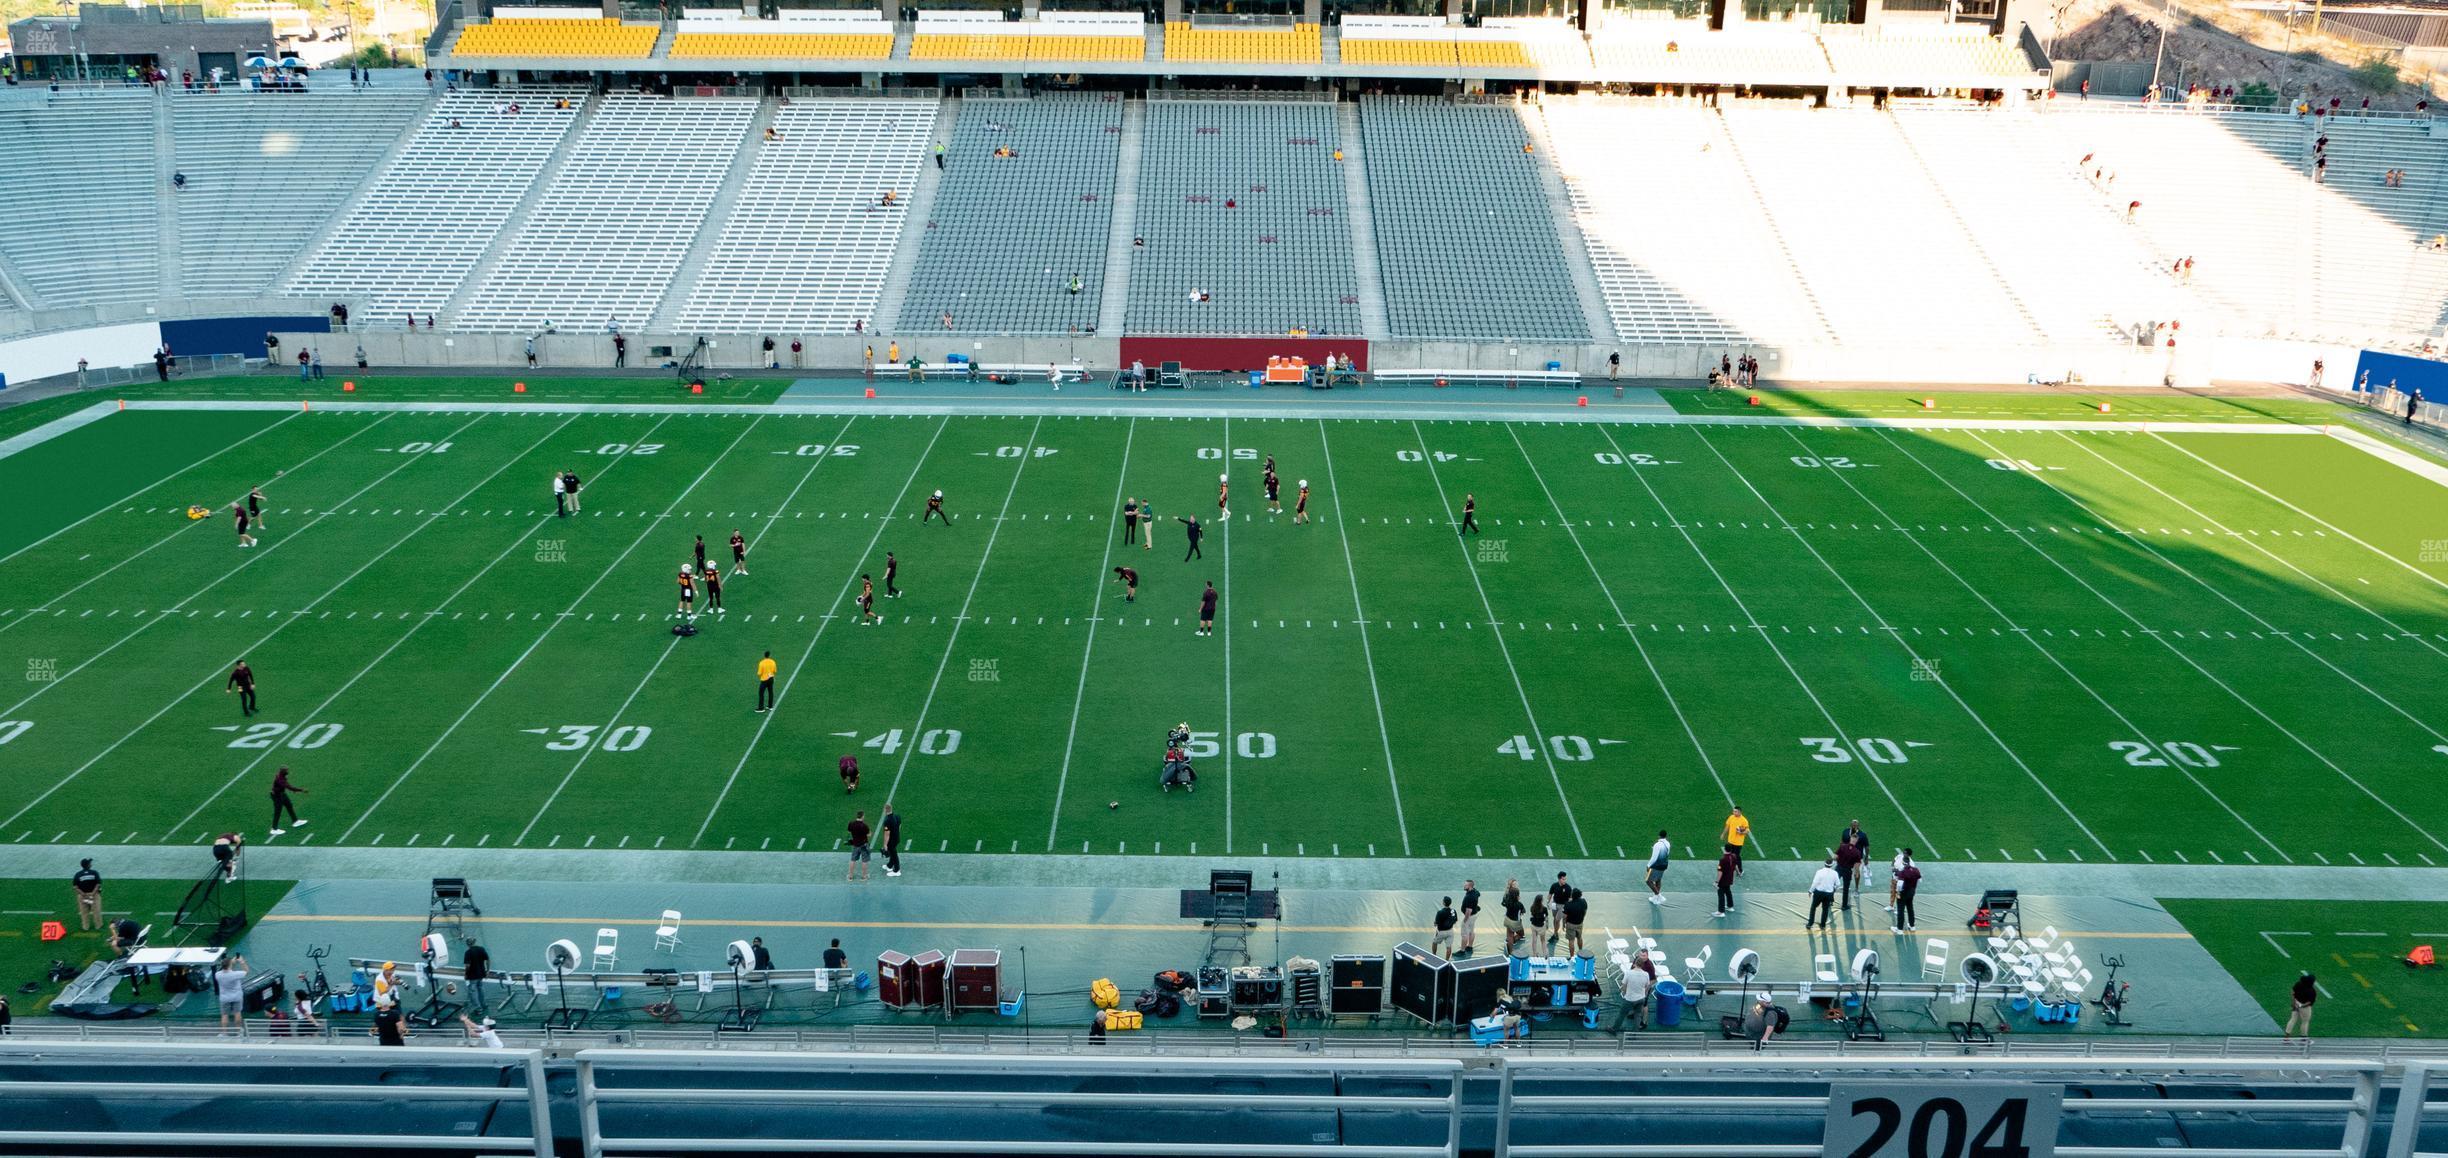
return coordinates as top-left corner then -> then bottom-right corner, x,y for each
1721,807 -> 1752,872
756,651 -> 778,713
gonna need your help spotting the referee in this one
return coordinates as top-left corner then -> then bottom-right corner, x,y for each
756,650 -> 777,713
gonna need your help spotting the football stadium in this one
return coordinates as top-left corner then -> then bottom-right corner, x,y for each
4,0 -> 2448,1149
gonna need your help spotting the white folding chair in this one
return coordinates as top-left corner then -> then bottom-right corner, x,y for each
592,927 -> 619,970
2027,925 -> 2058,954
1813,953 -> 1839,986
2061,966 -> 2094,1002
1681,943 -> 1713,989
1921,938 -> 1950,981
1629,926 -> 1659,955
654,910 -> 682,953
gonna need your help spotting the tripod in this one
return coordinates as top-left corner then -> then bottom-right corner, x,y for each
407,949 -> 464,1029
718,963 -> 761,1033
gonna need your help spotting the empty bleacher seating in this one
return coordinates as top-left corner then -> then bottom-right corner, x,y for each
1360,97 -> 1587,341
1718,102 -> 2042,347
288,90 -> 588,321
0,89 -> 159,307
1586,20 -> 1831,86
898,95 -> 1118,335
676,97 -> 936,335
1538,97 -> 1823,345
451,17 -> 657,58
669,21 -> 892,60
1165,22 -> 1321,64
455,94 -> 758,333
1820,26 -> 2037,89
1127,99 -> 1362,336
170,88 -> 433,298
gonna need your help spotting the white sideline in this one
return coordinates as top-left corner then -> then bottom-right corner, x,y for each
0,399 -> 123,460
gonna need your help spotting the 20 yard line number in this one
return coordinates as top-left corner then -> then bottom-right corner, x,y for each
2111,740 -> 2235,769
217,722 -> 344,750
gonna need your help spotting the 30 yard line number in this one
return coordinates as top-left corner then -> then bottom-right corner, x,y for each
1592,452 -> 1665,466
539,724 -> 653,752
1803,736 -> 1924,764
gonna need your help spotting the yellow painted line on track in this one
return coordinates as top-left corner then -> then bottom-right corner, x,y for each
261,913 -> 2196,939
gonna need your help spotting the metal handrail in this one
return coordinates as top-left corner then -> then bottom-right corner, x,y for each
575,1048 -> 1464,1158
0,1039 -> 552,1156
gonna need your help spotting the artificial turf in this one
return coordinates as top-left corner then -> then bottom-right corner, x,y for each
0,876 -> 296,1014
0,388 -> 2443,872
2161,899 -> 2448,1037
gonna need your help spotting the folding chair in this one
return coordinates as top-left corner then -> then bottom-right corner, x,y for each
1681,943 -> 1713,989
592,927 -> 619,971
2026,925 -> 2058,954
654,910 -> 682,953
1813,953 -> 1840,986
1921,938 -> 1950,982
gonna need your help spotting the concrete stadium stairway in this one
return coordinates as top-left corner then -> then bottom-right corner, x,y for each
648,96 -> 781,335
871,93 -> 960,337
1095,96 -> 1145,338
1334,99 -> 1392,342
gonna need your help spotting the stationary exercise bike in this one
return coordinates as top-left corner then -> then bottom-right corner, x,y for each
297,944 -> 334,1000
2092,953 -> 2132,1026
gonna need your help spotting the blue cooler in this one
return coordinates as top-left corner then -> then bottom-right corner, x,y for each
1652,979 -> 1687,1027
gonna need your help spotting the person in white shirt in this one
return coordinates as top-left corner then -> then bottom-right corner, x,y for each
1806,860 -> 1841,930
214,955 -> 249,1035
1615,959 -> 1654,1031
459,1013 -> 504,1048
288,991 -> 318,1035
1884,850 -> 1908,914
1644,830 -> 1671,905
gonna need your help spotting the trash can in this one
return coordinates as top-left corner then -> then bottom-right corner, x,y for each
1652,980 -> 1687,1027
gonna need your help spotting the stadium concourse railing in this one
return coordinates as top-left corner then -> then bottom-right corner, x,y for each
0,1039 -> 552,1155
5,1038 -> 2445,1156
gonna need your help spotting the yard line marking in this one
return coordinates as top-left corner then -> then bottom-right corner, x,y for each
1980,431 -> 2448,855
2151,431 -> 2448,596
1046,418 -> 1138,851
161,413 -> 583,840
694,417 -> 943,846
0,406 -> 308,575
1598,424 -> 1936,855
885,416 -> 1046,807
0,413 -> 488,836
1813,427 -> 2269,859
2049,432 -> 2448,743
0,412 -> 404,718
1736,426 -> 2121,857
335,414 -> 687,842
515,417 -> 777,846
1507,424 -> 1733,810
1410,421 -> 1586,856
1222,417 -> 1235,851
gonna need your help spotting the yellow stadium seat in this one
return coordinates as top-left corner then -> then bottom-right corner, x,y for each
1456,41 -> 1534,69
1164,22 -> 1321,64
1029,35 -> 1143,62
453,18 -> 657,59
668,32 -> 893,60
909,33 -> 1032,60
1343,38 -> 1458,68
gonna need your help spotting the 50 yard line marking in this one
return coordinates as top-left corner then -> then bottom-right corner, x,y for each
510,416 -> 778,846
1317,418 -> 1411,856
1506,424 -> 1733,809
1593,422 -> 1937,855
884,415 -> 1046,806
0,406 -> 304,574
163,413 -> 584,839
1221,415 -> 1234,852
1696,424 -> 2109,857
0,412 -> 484,835
1045,417 -> 1137,851
335,414 -> 687,842
1408,420 -> 1587,857
693,416 -> 946,846
0,413 -> 401,719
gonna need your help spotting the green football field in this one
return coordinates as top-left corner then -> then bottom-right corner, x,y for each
2163,899 -> 2448,1037
2,382 -> 2446,870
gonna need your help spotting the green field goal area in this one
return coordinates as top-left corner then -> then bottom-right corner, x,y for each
2163,899 -> 2448,1038
0,390 -> 2444,871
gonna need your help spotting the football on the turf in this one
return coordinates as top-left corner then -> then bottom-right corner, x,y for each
1108,801 -> 1119,810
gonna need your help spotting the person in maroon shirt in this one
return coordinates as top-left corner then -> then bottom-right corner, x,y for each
846,810 -> 872,882
1712,848 -> 1739,919
1112,566 -> 1137,603
1197,581 -> 1217,637
268,765 -> 306,835
226,660 -> 257,716
839,754 -> 859,794
729,529 -> 749,576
